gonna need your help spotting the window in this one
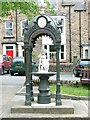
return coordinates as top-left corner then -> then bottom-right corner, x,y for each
83,47 -> 89,59
85,49 -> 88,59
49,45 -> 56,59
43,45 -> 56,60
3,55 -> 9,61
43,44 -> 66,61
51,16 -> 65,34
6,46 -> 13,50
49,0 -> 58,10
42,33 -> 66,61
21,20 -> 28,37
22,46 -> 24,57
5,21 -> 13,37
61,45 -> 64,59
49,45 -> 65,60
60,18 -> 64,33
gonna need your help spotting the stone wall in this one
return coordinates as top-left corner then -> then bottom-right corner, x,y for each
59,1 -> 88,62
0,0 -> 89,62
49,63 -> 73,72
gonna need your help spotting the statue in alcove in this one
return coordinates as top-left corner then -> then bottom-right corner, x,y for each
38,49 -> 49,72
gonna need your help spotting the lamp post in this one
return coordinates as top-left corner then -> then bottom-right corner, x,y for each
74,1 -> 86,58
14,9 -> 19,57
61,0 -> 75,63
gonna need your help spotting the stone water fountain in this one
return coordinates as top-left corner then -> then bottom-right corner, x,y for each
11,48 -> 74,114
32,49 -> 56,104
11,14 -> 74,115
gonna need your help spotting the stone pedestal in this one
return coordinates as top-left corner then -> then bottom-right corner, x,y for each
32,72 -> 56,104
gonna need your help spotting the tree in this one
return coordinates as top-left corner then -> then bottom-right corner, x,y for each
0,1 -> 56,20
0,1 -> 40,20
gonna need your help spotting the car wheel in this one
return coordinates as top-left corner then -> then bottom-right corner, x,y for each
73,69 -> 76,75
73,69 -> 79,77
10,72 -> 14,76
74,72 -> 80,77
7,70 -> 10,74
75,73 -> 79,77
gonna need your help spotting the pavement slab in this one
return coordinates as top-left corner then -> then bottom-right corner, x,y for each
0,74 -> 90,119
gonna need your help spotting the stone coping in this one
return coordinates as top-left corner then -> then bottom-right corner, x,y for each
2,115 -> 90,119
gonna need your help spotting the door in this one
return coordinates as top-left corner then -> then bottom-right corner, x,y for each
6,50 -> 13,59
6,46 -> 14,59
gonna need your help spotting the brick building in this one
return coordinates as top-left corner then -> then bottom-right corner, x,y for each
0,0 -> 89,63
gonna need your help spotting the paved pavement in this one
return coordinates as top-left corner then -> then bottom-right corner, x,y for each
0,73 -> 90,119
0,85 -> 90,119
0,85 -> 22,119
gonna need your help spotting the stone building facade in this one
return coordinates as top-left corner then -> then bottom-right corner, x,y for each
58,0 -> 89,62
0,11 -> 28,58
0,0 -> 89,63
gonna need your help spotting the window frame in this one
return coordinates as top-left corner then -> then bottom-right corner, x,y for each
43,44 -> 66,61
21,20 -> 28,37
60,45 -> 66,60
83,46 -> 88,59
49,0 -> 58,10
5,20 -> 13,37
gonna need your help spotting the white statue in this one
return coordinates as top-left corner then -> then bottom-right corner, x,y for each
38,49 -> 49,72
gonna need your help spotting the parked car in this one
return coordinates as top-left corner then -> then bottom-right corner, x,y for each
73,59 -> 90,77
0,55 -> 11,75
10,56 -> 38,75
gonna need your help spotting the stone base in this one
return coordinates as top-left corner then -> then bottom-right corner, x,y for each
38,94 -> 51,104
11,96 -> 74,114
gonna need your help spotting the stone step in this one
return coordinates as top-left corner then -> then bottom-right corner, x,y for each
2,115 -> 90,120
11,105 -> 74,114
11,96 -> 74,114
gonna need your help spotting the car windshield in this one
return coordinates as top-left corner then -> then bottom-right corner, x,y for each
80,60 -> 90,65
13,57 -> 24,62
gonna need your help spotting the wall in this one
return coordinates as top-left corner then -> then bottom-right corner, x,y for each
49,63 -> 73,72
0,0 -> 89,62
58,0 -> 88,62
